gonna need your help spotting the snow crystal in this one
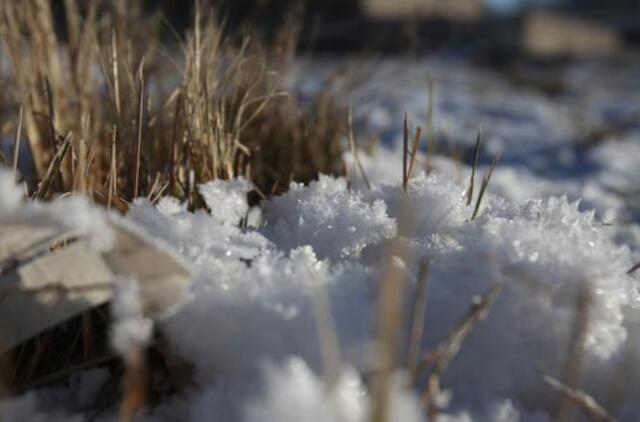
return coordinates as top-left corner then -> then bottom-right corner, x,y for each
198,177 -> 252,225
261,175 -> 397,260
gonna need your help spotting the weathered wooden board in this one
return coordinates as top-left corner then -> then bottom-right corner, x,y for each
0,238 -> 114,351
0,224 -> 62,263
0,220 -> 190,353
104,224 -> 190,315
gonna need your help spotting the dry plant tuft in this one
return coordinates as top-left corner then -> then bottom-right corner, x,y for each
0,0 -> 346,205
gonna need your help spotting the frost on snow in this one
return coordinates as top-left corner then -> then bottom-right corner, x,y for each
198,177 -> 252,226
261,175 -> 397,260
2,163 -> 640,421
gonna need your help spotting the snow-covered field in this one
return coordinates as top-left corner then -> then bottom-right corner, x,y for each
3,56 -> 640,421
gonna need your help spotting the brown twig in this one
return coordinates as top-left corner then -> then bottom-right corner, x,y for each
556,285 -> 593,422
466,130 -> 481,206
543,373 -> 617,422
406,125 -> 423,184
406,258 -> 430,383
347,107 -> 371,190
12,102 -> 24,176
402,112 -> 409,192
134,60 -> 145,199
420,283 -> 504,419
34,132 -> 72,200
370,200 -> 415,422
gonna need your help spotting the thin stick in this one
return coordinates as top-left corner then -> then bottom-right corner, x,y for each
626,262 -> 640,275
43,76 -> 57,152
34,132 -> 72,200
12,102 -> 24,175
466,130 -> 481,206
556,285 -> 592,422
370,201 -> 414,422
119,347 -> 147,422
425,78 -> 434,172
406,258 -> 430,383
402,112 -> 409,192
306,263 -> 343,389
407,125 -> 423,183
347,108 -> 371,189
108,126 -> 117,210
542,373 -> 617,422
471,155 -> 499,221
111,29 -> 121,118
420,283 -> 504,418
134,60 -> 145,198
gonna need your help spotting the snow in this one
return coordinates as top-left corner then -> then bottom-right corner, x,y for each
0,169 -> 23,215
110,278 -> 154,354
261,175 -> 397,260
3,56 -> 640,421
198,177 -> 253,226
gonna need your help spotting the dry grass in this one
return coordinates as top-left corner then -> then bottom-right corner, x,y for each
0,0 -> 346,207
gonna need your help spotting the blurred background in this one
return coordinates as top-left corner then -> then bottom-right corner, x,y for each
45,0 -> 640,56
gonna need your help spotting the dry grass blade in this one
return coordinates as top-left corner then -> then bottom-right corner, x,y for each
471,155 -> 499,221
12,102 -> 24,175
119,347 -> 147,422
405,258 -> 430,383
402,112 -> 409,192
466,130 -> 481,206
347,107 -> 371,190
34,132 -> 72,200
43,77 -> 57,152
305,263 -> 343,389
134,62 -> 145,199
420,283 -> 504,419
425,78 -> 434,173
556,284 -> 593,422
626,262 -> 640,275
370,201 -> 414,422
108,126 -> 118,210
542,374 -> 618,422
407,125 -> 423,183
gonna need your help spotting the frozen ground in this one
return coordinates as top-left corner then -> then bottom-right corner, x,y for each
2,56 -> 640,421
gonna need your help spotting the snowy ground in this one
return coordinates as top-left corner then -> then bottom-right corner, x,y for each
2,55 -> 640,421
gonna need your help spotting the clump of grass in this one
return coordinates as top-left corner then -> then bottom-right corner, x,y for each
0,0 -> 345,206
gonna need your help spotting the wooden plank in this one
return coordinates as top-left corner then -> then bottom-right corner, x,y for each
0,240 -> 113,352
103,224 -> 190,315
0,223 -> 62,263
0,220 -> 190,352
